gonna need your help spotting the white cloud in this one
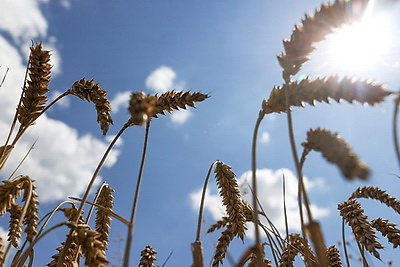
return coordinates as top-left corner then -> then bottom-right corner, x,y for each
189,168 -> 330,237
0,1 -> 120,203
145,65 -> 176,93
260,131 -> 270,143
170,109 -> 192,125
110,91 -> 131,113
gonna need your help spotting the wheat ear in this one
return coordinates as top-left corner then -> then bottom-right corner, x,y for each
350,186 -> 400,214
262,76 -> 390,114
0,236 -> 4,266
338,199 -> 383,259
278,0 -> 368,81
326,245 -> 342,267
278,233 -> 316,267
213,228 -> 234,267
127,91 -> 158,126
8,203 -> 23,248
301,128 -> 369,180
155,90 -> 209,115
139,245 -> 157,267
371,218 -> 400,248
68,78 -> 113,135
74,225 -> 109,267
207,217 -> 229,234
94,184 -> 114,250
17,42 -> 51,128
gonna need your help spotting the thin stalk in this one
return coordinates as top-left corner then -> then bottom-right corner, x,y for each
8,138 -> 38,180
195,160 -> 219,241
56,122 -> 129,267
0,67 -> 9,88
342,219 -> 351,267
393,93 -> 400,170
123,121 -> 151,267
251,110 -> 265,264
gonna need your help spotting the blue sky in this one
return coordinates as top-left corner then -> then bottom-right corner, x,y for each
0,0 -> 400,266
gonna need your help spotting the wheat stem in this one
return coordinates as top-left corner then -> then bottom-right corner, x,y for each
123,121 -> 151,267
0,67 -> 9,89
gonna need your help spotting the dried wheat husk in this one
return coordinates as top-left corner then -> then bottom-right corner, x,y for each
155,91 -> 209,116
214,162 -> 247,240
207,217 -> 229,234
350,186 -> 400,214
18,43 -> 51,127
212,228 -> 235,267
139,245 -> 157,267
127,91 -> 157,126
278,0 -> 368,81
338,199 -> 383,259
0,177 -> 26,216
371,218 -> 400,248
68,78 -> 113,135
75,226 -> 109,267
8,203 -> 22,248
47,241 -> 81,267
94,184 -> 114,249
22,178 -> 39,243
326,245 -> 342,267
263,76 -> 390,114
301,128 -> 369,180
0,145 -> 13,171
278,233 -> 316,267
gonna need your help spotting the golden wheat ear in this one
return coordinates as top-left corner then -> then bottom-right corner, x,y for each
94,183 -> 114,250
350,186 -> 400,214
371,218 -> 400,248
17,42 -> 51,128
68,78 -> 113,135
127,91 -> 158,126
279,233 -> 316,266
326,245 -> 342,266
338,199 -> 383,259
301,128 -> 369,180
154,90 -> 209,116
262,76 -> 390,114
278,0 -> 369,81
139,245 -> 157,267
74,225 -> 109,267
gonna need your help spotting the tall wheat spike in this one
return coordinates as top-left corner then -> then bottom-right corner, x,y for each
155,91 -> 209,116
350,186 -> 400,214
278,233 -> 316,267
278,0 -> 368,81
139,245 -> 157,267
338,199 -> 383,259
22,178 -> 39,243
17,43 -> 51,127
94,184 -> 114,250
68,78 -> 113,135
301,128 -> 369,180
75,226 -> 109,267
371,218 -> 400,248
8,203 -> 22,248
0,177 -> 26,216
262,76 -> 390,114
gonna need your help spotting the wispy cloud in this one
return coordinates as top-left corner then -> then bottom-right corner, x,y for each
0,0 -> 120,203
189,168 -> 329,236
145,65 -> 176,93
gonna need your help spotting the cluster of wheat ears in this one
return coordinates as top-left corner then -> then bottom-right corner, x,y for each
0,0 -> 399,266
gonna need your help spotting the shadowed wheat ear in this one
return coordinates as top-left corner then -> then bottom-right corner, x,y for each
350,186 -> 400,214
278,233 -> 316,267
278,0 -> 368,81
17,42 -> 51,128
326,245 -> 342,267
301,128 -> 369,180
139,245 -> 157,267
8,203 -> 22,248
68,78 -> 113,135
94,183 -> 114,250
128,91 -> 157,126
262,76 -> 390,114
371,218 -> 400,248
338,199 -> 383,259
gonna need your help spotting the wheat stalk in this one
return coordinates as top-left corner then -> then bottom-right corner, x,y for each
278,0 -> 368,81
350,186 -> 400,214
68,78 -> 113,135
301,128 -> 369,180
139,245 -> 157,267
262,76 -> 390,114
338,199 -> 383,259
0,145 -> 13,171
371,218 -> 400,249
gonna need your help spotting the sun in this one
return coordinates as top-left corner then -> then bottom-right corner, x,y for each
324,3 -> 393,73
